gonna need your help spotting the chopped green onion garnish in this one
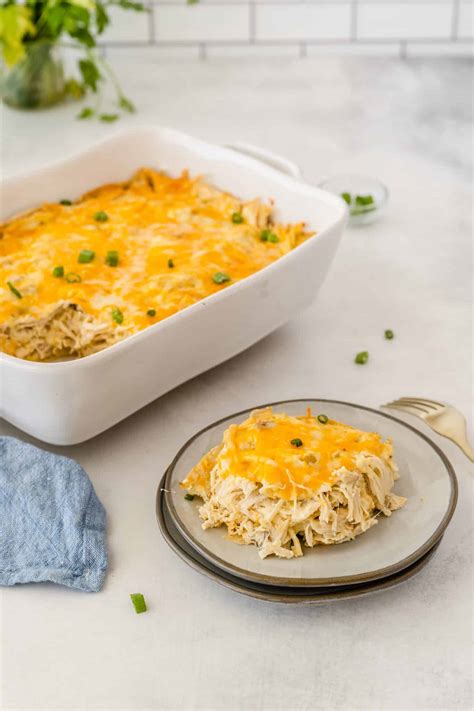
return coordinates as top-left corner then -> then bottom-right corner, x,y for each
94,211 -> 108,222
111,307 -> 124,325
184,493 -> 195,501
341,192 -> 351,205
60,199 -> 72,206
168,258 -> 174,268
384,329 -> 394,340
64,272 -> 82,284
355,194 -> 374,206
260,229 -> 279,243
7,281 -> 22,299
105,250 -> 119,267
78,249 -> 95,263
147,308 -> 156,317
212,272 -> 231,284
65,272 -> 81,283
290,438 -> 303,447
231,212 -> 244,224
317,414 -> 328,424
355,351 -> 369,365
130,593 -> 147,614
52,266 -> 64,278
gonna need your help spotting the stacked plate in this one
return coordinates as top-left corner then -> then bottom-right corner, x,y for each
156,400 -> 457,604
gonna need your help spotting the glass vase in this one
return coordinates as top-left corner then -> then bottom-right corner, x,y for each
1,41 -> 66,110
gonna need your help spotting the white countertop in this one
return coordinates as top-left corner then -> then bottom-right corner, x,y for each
1,56 -> 472,711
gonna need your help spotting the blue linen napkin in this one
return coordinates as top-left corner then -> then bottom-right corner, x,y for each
0,436 -> 107,592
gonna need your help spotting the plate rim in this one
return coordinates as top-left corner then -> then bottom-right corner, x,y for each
163,398 -> 458,587
157,480 -> 441,604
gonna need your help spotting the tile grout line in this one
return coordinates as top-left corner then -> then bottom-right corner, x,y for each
351,0 -> 358,42
148,0 -> 156,44
451,0 -> 460,39
249,0 -> 256,44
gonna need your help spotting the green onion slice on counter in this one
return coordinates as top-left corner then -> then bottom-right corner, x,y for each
355,351 -> 369,365
184,493 -> 195,501
384,329 -> 394,340
130,593 -> 147,614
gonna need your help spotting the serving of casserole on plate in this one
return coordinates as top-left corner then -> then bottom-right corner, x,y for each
164,400 -> 457,587
0,126 -> 346,445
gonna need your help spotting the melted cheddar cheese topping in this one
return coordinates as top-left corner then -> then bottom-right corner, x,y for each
182,407 -> 390,500
0,168 -> 312,360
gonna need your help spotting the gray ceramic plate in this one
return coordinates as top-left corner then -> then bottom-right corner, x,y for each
164,400 -> 457,587
157,483 -> 441,605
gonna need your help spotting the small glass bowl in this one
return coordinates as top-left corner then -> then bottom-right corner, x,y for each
319,174 -> 389,226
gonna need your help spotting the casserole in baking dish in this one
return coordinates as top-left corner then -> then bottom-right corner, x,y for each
1,167 -> 311,361
0,126 -> 346,445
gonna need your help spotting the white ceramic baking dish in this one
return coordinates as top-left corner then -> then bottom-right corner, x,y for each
0,126 -> 346,445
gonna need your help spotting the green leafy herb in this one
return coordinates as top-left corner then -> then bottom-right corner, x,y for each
77,107 -> 94,120
78,249 -> 95,264
384,329 -> 394,340
111,307 -> 124,324
65,272 -> 82,283
99,113 -> 119,123
355,351 -> 369,365
260,229 -> 279,243
105,250 -> 119,267
94,211 -> 108,222
168,258 -> 174,268
119,95 -> 135,113
52,266 -> 64,278
184,493 -> 195,501
212,272 -> 231,284
317,414 -> 328,424
146,308 -> 156,317
60,199 -> 72,206
7,281 -> 22,299
355,194 -> 374,206
290,438 -> 303,447
130,593 -> 147,614
231,212 -> 244,224
341,192 -> 351,205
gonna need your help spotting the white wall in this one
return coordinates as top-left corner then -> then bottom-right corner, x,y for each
101,0 -> 473,58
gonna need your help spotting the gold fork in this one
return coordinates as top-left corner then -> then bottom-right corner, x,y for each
382,397 -> 474,462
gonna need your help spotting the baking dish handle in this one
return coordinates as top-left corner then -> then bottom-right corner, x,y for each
224,143 -> 302,179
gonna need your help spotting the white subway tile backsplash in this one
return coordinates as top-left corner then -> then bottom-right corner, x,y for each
458,1 -> 474,38
357,1 -> 452,40
155,4 -> 250,42
96,0 -> 469,58
256,3 -> 351,41
101,5 -> 150,43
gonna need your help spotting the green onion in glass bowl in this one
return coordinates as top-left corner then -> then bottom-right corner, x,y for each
319,174 -> 389,227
